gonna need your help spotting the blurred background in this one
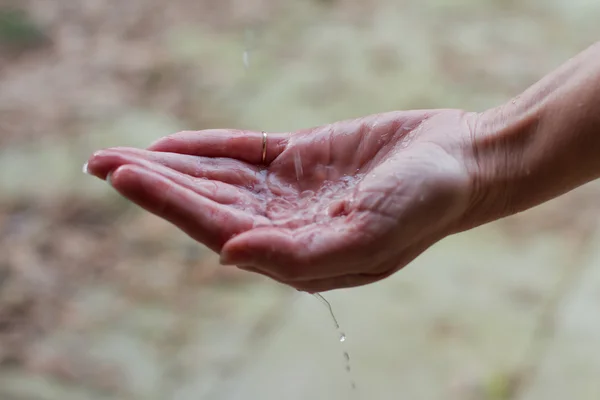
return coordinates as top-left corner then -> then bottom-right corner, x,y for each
1,0 -> 600,399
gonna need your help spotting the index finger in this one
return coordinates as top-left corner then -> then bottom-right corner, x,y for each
109,164 -> 259,252
148,129 -> 289,165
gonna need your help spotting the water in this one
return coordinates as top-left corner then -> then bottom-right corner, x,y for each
294,151 -> 304,182
313,293 -> 357,391
243,28 -> 254,70
240,25 -> 357,394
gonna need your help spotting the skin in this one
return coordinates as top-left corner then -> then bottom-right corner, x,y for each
85,41 -> 600,292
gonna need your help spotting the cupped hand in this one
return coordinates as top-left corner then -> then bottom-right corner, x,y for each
86,110 -> 480,292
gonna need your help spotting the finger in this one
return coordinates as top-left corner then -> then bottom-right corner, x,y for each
109,164 -> 258,252
293,240 -> 436,292
220,222 -> 369,281
88,148 -> 262,187
292,269 -> 398,293
291,274 -> 372,293
237,266 -> 291,286
87,150 -> 261,209
236,265 -> 365,292
148,129 -> 288,165
240,258 -> 397,292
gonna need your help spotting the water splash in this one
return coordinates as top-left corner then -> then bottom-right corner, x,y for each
294,151 -> 304,182
243,28 -> 254,70
313,293 -> 356,391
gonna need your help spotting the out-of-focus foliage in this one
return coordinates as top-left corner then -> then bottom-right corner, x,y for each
0,8 -> 47,51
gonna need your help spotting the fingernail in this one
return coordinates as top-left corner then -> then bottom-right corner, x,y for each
106,171 -> 113,186
82,162 -> 89,175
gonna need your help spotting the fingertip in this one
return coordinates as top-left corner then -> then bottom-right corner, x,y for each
84,148 -> 141,181
107,164 -> 145,187
84,150 -> 112,180
219,252 -> 243,266
147,136 -> 173,152
105,164 -> 171,210
220,231 -> 257,266
221,228 -> 309,280
105,164 -> 133,188
147,131 -> 195,152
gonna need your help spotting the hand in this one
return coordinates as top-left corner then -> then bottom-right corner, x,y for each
85,110 -> 480,292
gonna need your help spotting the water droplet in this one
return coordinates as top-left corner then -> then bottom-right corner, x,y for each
243,28 -> 255,70
300,190 -> 316,199
294,151 -> 304,182
252,219 -> 269,229
340,175 -> 356,187
312,293 -> 356,390
313,293 -> 339,329
333,224 -> 345,233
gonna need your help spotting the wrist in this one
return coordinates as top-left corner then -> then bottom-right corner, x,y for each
460,41 -> 600,231
465,96 -> 600,231
462,105 -> 538,230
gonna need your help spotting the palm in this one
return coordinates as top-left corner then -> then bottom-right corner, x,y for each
254,115 -> 413,226
86,110 -> 474,291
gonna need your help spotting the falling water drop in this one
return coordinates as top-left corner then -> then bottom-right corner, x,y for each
243,28 -> 255,70
294,151 -> 304,182
312,293 -> 357,391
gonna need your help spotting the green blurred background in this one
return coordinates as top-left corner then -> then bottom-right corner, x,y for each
1,0 -> 600,399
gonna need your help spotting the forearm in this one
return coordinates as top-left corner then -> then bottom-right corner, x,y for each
466,41 -> 600,227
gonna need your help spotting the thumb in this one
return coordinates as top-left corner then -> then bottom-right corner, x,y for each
220,224 -> 363,282
220,228 -> 305,281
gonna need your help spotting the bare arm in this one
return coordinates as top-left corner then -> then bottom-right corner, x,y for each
465,41 -> 600,228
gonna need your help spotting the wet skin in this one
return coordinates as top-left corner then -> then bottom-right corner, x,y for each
86,109 -> 479,292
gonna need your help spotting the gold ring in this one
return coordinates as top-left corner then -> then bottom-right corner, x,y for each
261,131 -> 267,164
